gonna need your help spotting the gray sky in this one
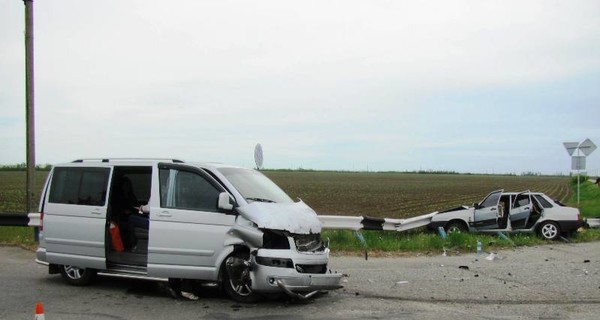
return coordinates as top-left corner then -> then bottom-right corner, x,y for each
1,0 -> 599,175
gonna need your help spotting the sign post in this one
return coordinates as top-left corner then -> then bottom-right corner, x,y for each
564,139 -> 597,204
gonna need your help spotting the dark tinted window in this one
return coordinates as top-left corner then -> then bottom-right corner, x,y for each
49,167 -> 110,206
480,191 -> 501,208
160,168 -> 220,212
533,195 -> 553,208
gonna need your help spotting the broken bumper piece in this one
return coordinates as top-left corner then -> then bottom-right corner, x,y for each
250,248 -> 344,295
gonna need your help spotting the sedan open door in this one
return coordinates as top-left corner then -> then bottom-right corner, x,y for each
472,190 -> 503,230
510,191 -> 532,229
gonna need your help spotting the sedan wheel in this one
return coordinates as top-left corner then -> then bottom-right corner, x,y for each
445,221 -> 467,234
539,221 -> 560,240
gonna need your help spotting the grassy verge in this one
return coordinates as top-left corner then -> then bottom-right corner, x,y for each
324,228 -> 600,255
0,226 -> 37,250
574,181 -> 600,218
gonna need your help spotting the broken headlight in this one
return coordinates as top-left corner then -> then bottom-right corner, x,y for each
293,234 -> 325,252
262,230 -> 290,249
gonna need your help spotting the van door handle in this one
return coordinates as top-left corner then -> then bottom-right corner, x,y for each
91,209 -> 102,215
158,211 -> 172,217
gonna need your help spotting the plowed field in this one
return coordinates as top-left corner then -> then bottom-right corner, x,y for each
264,171 -> 572,218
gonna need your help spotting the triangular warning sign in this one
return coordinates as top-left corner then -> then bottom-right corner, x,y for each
563,142 -> 579,156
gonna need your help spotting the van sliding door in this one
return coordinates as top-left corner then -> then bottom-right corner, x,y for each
43,166 -> 111,269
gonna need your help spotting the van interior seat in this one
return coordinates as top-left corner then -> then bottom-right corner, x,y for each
134,227 -> 148,240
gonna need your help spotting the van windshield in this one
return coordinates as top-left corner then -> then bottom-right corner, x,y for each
217,168 -> 294,204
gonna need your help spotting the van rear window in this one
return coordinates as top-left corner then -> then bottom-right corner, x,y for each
49,167 -> 110,206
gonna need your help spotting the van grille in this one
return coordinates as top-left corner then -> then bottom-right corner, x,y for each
295,264 -> 327,274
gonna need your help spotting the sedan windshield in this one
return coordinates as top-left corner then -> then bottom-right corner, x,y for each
217,167 -> 294,204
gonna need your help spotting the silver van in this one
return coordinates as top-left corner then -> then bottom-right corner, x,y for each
34,159 -> 343,302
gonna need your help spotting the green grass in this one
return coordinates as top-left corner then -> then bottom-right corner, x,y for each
324,229 -> 541,254
0,226 -> 37,249
574,181 -> 600,218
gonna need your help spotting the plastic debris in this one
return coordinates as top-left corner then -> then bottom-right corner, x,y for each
395,281 -> 409,285
485,253 -> 497,261
438,226 -> 447,239
458,265 -> 469,270
485,252 -> 504,261
476,240 -> 482,255
497,232 -> 515,246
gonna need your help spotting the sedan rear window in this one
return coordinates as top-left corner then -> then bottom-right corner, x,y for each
533,195 -> 553,208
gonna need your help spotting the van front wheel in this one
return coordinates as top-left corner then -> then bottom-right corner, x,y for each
59,265 -> 96,286
223,253 -> 261,303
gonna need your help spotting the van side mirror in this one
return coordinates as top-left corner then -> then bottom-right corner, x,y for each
218,192 -> 234,211
473,203 -> 480,209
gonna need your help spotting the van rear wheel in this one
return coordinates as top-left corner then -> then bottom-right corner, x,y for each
59,265 -> 96,286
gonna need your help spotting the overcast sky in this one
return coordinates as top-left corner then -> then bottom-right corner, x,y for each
1,0 -> 599,175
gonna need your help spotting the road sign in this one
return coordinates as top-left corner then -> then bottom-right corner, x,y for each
254,143 -> 263,170
579,138 -> 597,157
572,156 -> 586,171
564,138 -> 596,205
563,142 -> 579,156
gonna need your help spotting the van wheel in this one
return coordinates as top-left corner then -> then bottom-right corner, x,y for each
59,265 -> 96,286
222,253 -> 261,303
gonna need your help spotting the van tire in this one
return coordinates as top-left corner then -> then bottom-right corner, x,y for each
222,253 -> 261,303
59,265 -> 96,286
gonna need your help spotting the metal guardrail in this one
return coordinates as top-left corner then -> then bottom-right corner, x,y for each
318,212 -> 437,232
6,212 -> 599,230
0,213 -> 30,226
587,218 -> 600,228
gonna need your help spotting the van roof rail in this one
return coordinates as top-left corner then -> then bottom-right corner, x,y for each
72,158 -> 185,163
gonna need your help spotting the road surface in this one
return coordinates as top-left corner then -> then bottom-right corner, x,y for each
1,242 -> 599,319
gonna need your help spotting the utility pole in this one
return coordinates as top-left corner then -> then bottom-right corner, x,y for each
24,0 -> 36,234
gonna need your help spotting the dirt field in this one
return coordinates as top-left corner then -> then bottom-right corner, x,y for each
265,171 -> 571,218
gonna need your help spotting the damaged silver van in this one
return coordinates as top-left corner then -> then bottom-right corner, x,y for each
34,159 -> 343,302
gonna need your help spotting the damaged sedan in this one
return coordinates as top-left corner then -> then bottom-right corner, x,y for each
428,190 -> 583,240
32,159 -> 343,303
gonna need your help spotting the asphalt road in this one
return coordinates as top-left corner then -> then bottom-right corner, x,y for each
1,242 -> 600,320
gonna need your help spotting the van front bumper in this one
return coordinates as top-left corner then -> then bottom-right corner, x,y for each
249,248 -> 344,294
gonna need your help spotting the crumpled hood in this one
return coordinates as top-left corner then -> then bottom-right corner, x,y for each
236,201 -> 322,234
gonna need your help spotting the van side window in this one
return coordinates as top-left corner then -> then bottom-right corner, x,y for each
159,168 -> 220,212
49,167 -> 110,206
